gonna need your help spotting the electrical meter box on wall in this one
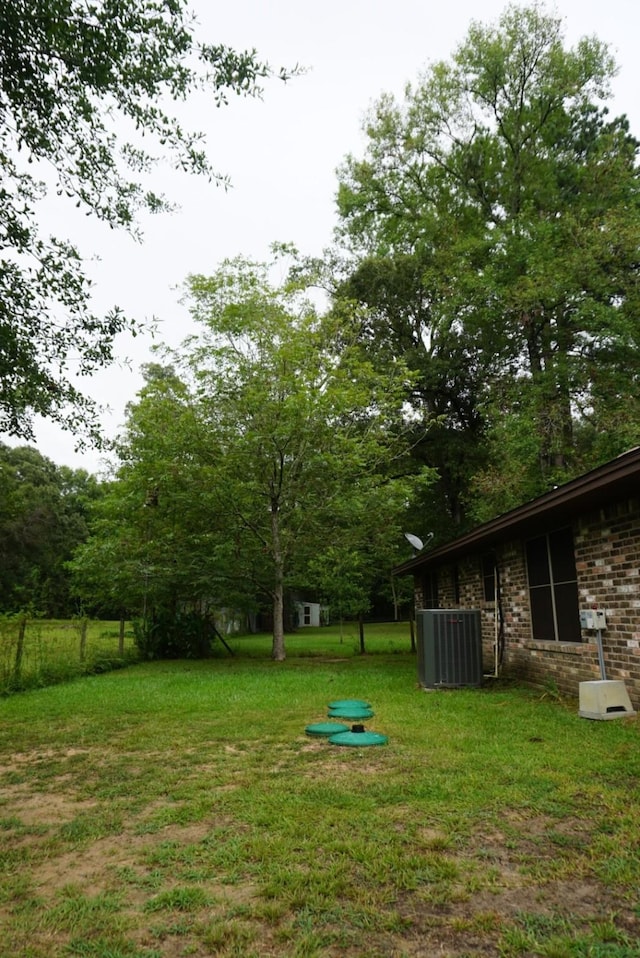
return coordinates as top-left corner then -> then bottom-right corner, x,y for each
579,609 -> 607,630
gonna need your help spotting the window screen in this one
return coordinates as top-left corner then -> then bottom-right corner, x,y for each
422,571 -> 438,609
526,528 -> 580,642
482,554 -> 496,601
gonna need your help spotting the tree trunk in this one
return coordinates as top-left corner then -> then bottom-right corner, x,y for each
524,309 -> 573,475
119,615 -> 125,656
358,614 -> 365,655
546,310 -> 574,470
391,575 -> 399,621
271,505 -> 286,661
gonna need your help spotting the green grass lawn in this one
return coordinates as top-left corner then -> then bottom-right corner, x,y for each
1,624 -> 639,957
0,617 -> 138,693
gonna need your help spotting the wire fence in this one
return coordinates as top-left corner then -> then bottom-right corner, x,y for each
0,616 -> 138,694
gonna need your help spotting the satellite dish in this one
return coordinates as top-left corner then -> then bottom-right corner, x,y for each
404,532 -> 424,551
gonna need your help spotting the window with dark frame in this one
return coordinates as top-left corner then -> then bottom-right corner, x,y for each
481,553 -> 496,602
422,570 -> 438,609
525,527 -> 581,642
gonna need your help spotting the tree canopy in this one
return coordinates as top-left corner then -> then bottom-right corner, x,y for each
9,3 -> 640,653
1,0 -> 291,442
0,442 -> 102,615
336,3 -> 640,527
72,256 -> 431,658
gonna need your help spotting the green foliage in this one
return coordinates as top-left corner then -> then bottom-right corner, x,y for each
73,254 -> 432,660
0,0 -> 292,441
335,2 -> 640,530
309,546 -> 371,622
0,443 -> 103,615
1,652 -> 639,955
0,616 -> 136,694
133,609 -> 215,661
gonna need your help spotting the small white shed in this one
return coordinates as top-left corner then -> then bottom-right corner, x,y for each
294,601 -> 322,627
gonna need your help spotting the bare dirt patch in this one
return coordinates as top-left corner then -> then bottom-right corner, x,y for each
30,823 -> 212,897
2,785 -> 99,826
2,742 -> 639,958
2,747 -> 92,769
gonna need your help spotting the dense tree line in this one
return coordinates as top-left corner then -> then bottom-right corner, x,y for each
70,257 -> 428,658
0,443 -> 102,615
3,4 -> 640,658
335,3 -> 640,528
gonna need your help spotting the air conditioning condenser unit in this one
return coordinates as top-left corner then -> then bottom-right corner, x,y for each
417,609 -> 483,689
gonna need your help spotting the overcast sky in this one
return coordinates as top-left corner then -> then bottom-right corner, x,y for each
16,0 -> 640,475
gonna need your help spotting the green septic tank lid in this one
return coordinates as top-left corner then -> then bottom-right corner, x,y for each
329,729 -> 388,747
328,706 -> 374,720
328,699 -> 371,710
305,722 -> 350,738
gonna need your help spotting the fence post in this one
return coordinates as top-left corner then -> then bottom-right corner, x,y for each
14,614 -> 28,683
79,617 -> 88,663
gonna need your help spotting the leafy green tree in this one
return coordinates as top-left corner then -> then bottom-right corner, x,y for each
0,443 -> 102,613
74,257 -> 431,660
334,250 -> 489,535
336,3 -> 640,524
308,546 -> 371,645
68,364 -> 232,633
1,0 -> 292,442
308,466 -> 430,631
178,257 -> 424,659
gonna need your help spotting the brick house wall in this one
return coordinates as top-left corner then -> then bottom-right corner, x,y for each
573,497 -> 640,704
413,495 -> 640,708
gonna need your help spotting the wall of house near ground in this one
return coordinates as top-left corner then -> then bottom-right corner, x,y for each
415,562 -> 496,674
497,537 -> 604,700
574,497 -> 640,704
414,495 -> 640,708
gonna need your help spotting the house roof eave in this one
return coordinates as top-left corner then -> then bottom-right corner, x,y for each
394,446 -> 640,576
